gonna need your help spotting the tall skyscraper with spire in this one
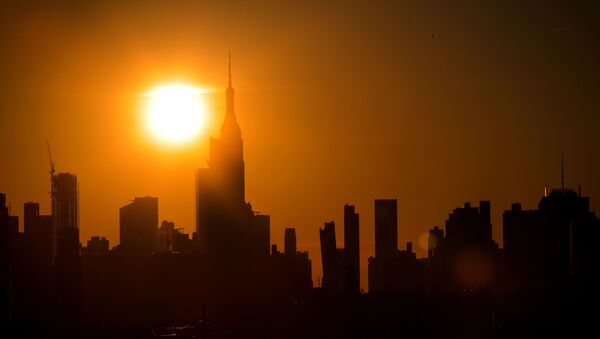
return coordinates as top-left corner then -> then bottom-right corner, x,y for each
209,53 -> 245,205
196,55 -> 253,259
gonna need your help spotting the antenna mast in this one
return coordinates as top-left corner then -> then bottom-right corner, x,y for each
561,150 -> 565,193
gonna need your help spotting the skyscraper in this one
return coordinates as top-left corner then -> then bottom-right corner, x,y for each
119,196 -> 158,255
50,173 -> 81,325
284,228 -> 297,257
343,204 -> 360,294
0,193 -> 18,325
445,201 -> 492,248
441,201 -> 497,291
210,53 -> 245,206
319,221 -> 344,294
196,56 -> 253,259
374,199 -> 398,259
85,236 -> 109,255
24,202 -> 53,266
428,225 -> 444,258
23,201 -> 53,311
250,213 -> 270,257
24,202 -> 40,235
51,172 -> 79,262
504,188 -> 599,294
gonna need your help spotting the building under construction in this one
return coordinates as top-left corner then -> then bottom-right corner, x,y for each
51,172 -> 79,261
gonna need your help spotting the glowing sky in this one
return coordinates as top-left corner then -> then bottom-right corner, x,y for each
1,1 -> 599,289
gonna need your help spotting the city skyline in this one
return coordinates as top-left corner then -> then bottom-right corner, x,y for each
1,2 -> 599,336
2,3 -> 599,290
0,75 -> 593,291
1,70 -> 593,292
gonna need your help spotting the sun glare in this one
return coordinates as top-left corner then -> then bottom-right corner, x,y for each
144,83 -> 207,145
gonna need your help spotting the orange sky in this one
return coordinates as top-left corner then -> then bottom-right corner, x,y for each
1,1 -> 599,290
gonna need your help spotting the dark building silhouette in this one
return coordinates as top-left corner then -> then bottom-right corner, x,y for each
428,201 -> 499,295
446,201 -> 492,248
51,172 -> 82,327
504,187 -> 599,296
369,199 -> 425,295
374,199 -> 398,259
272,227 -> 313,299
119,196 -> 158,255
251,213 -> 270,256
428,225 -> 443,258
318,204 -> 362,295
20,202 -> 54,326
10,57 -> 600,339
0,193 -> 18,327
156,220 -> 191,253
24,202 -> 39,234
538,188 -> 598,291
84,236 -> 109,255
319,221 -> 344,294
343,204 -> 360,294
196,56 -> 258,260
369,199 -> 400,293
23,202 -> 53,269
51,172 -> 79,263
76,62 -> 315,333
503,203 -> 546,295
284,227 -> 296,257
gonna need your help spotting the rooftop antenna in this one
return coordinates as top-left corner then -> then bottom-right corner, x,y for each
561,150 -> 564,193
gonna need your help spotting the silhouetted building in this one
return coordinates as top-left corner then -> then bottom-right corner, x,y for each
284,228 -> 297,257
344,204 -> 360,294
52,172 -> 79,263
538,189 -> 598,291
251,213 -> 270,257
446,201 -> 492,247
119,197 -> 158,255
369,240 -> 424,295
374,199 -> 398,259
0,193 -> 7,216
20,202 -> 54,325
504,188 -> 599,296
428,225 -> 443,258
319,221 -> 344,294
23,202 -> 53,268
85,236 -> 109,255
24,201 -> 39,234
272,228 -> 313,298
157,220 -> 191,253
51,172 -> 82,326
0,193 -> 18,326
429,201 -> 498,294
369,199 -> 426,294
503,203 -> 546,294
196,56 -> 254,260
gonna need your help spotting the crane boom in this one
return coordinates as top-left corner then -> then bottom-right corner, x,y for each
46,141 -> 55,176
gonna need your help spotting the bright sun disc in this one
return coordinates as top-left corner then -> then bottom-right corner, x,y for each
145,83 -> 207,144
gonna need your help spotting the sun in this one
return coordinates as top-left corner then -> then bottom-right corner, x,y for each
144,83 -> 208,144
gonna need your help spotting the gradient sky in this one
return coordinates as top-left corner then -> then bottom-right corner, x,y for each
1,1 -> 599,290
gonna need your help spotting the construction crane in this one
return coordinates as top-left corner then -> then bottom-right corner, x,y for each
46,141 -> 55,176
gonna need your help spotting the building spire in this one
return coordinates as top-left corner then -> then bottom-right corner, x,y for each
228,50 -> 232,88
221,51 -> 241,139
